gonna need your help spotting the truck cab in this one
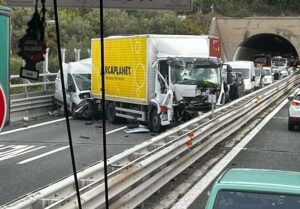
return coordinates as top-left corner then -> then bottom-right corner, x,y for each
271,57 -> 289,78
205,168 -> 300,209
149,57 -> 225,132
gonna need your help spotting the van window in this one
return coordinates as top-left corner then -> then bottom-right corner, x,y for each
231,68 -> 249,79
255,68 -> 261,76
73,74 -> 91,91
67,74 -> 76,91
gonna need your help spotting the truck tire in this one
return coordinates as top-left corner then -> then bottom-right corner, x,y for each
107,102 -> 117,123
149,108 -> 161,133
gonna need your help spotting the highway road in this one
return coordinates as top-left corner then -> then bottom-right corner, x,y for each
186,99 -> 300,209
0,117 -> 157,205
1,97 -> 299,208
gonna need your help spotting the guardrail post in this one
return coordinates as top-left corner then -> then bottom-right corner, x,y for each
87,48 -> 91,58
22,60 -> 29,98
61,48 -> 66,63
43,48 -> 50,92
74,48 -> 81,61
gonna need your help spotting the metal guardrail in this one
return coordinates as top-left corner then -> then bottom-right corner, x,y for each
2,74 -> 300,209
10,69 -> 58,122
9,91 -> 55,123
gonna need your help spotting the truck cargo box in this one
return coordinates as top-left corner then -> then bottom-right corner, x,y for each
91,34 -> 221,105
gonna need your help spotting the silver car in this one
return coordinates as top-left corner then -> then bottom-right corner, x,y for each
288,89 -> 300,131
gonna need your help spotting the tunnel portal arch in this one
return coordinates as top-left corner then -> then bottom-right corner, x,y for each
233,33 -> 298,61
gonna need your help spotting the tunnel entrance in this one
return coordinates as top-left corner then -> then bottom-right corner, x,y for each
233,33 -> 298,61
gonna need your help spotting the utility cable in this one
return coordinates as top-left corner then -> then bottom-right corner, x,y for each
53,0 -> 82,208
99,0 -> 110,208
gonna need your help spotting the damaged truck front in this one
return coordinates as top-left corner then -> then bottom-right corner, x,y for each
89,34 -> 225,132
168,57 -> 224,121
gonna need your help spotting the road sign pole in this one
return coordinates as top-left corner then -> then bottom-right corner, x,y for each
0,84 -> 7,132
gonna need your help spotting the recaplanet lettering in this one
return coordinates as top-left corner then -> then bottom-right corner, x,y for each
105,66 -> 131,75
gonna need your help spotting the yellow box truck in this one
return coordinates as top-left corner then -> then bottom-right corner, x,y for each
91,34 -> 225,132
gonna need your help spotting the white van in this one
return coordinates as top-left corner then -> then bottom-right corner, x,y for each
54,58 -> 92,113
261,67 -> 273,86
225,61 -> 256,93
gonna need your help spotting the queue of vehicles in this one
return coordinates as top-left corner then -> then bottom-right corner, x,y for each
54,35 -> 295,132
55,34 -> 229,132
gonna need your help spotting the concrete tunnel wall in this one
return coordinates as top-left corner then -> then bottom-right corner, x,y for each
208,17 -> 300,61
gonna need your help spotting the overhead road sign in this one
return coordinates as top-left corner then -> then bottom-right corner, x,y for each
7,0 -> 192,10
0,84 -> 7,132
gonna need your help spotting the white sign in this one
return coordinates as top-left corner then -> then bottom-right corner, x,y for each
20,68 -> 39,80
7,0 -> 192,10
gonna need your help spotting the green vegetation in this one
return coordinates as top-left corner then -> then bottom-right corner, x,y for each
1,0 -> 300,85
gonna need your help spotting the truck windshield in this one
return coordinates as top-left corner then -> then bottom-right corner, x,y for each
213,190 -> 300,209
232,68 -> 249,79
73,74 -> 91,91
272,59 -> 287,67
171,65 -> 220,85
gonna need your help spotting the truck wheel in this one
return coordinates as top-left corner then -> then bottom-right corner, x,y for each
107,102 -> 116,123
149,108 -> 161,133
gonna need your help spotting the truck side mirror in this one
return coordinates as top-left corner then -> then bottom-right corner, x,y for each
251,76 -> 255,81
227,72 -> 233,84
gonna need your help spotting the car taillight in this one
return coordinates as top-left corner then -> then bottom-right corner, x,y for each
291,101 -> 300,106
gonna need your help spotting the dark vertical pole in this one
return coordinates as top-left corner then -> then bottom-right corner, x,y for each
53,1 -> 82,208
99,0 -> 109,208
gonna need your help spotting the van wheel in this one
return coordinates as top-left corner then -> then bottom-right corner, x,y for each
107,102 -> 116,123
149,108 -> 161,133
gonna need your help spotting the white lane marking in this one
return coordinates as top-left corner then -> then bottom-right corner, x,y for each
171,99 -> 289,209
0,145 -> 46,162
0,119 -> 126,137
0,118 -> 66,136
273,116 -> 288,119
107,126 -> 127,135
0,145 -> 15,151
0,145 -> 27,156
17,146 -> 70,164
0,146 -> 35,159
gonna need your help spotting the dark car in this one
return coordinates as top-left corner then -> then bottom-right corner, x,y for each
232,72 -> 245,98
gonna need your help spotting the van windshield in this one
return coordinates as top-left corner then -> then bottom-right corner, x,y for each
73,74 -> 91,91
213,190 -> 300,209
232,68 -> 249,79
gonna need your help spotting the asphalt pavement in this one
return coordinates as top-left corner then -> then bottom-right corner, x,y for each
188,102 -> 300,209
0,116 -> 157,205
